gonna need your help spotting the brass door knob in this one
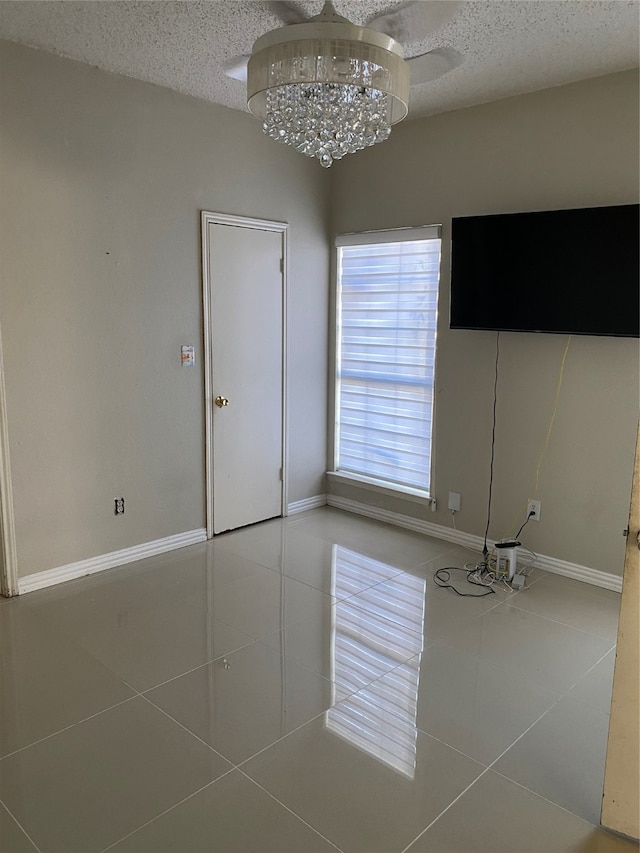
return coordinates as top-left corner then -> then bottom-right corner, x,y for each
215,396 -> 230,408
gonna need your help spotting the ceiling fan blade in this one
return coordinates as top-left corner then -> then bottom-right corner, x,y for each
264,1 -> 308,25
406,47 -> 463,85
367,1 -> 463,44
222,54 -> 250,82
223,2 -> 308,83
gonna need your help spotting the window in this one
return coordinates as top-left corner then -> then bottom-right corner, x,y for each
334,227 -> 441,495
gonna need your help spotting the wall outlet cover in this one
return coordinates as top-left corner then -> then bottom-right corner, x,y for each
527,499 -> 541,521
448,491 -> 461,512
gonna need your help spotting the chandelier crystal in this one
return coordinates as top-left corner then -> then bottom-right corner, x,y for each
247,3 -> 409,167
263,82 -> 391,167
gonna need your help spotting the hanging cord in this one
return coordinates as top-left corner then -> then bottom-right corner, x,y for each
505,335 -> 572,537
514,512 -> 533,541
436,332 -> 501,598
482,331 -> 500,562
531,334 -> 572,497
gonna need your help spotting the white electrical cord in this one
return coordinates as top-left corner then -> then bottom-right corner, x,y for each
465,551 -> 523,593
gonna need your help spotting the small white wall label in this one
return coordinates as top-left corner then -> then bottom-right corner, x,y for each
181,345 -> 195,366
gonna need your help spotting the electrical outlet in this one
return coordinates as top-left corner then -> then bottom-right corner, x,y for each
527,499 -> 541,522
448,491 -> 461,512
114,497 -> 125,515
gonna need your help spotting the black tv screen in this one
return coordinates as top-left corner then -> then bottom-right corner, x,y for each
450,205 -> 639,337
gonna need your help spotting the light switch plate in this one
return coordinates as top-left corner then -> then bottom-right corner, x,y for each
181,345 -> 195,366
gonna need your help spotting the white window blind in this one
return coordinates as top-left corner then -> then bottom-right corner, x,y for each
335,229 -> 441,493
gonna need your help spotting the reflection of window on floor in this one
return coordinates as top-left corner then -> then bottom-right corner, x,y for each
325,546 -> 426,778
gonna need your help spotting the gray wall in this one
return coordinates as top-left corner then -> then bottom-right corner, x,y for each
329,70 -> 639,577
0,41 -> 330,578
1,39 -> 637,583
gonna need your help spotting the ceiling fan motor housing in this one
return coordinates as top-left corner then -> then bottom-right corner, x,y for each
247,18 -> 410,124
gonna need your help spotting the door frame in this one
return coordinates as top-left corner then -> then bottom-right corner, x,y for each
201,211 -> 289,540
601,417 -> 640,840
0,321 -> 19,596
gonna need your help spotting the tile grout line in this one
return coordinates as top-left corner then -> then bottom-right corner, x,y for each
0,632 -> 327,766
484,643 -> 616,761
252,641 -> 343,694
234,706 -> 332,769
138,524 -> 530,612
412,725 -> 492,768
332,562 -> 413,602
344,639 -> 555,767
136,640 -> 258,696
564,646 -> 617,687
212,557 -> 340,603
94,694 -> 247,853
256,594 -> 613,785
228,649 -> 485,775
430,593 -> 616,649
323,649 -> 503,769
263,554 -> 413,604
0,800 -> 43,853
400,643 -> 619,852
255,638 -> 422,701
228,677 -> 492,852
138,648 -> 339,759
97,773 -> 236,853
0,694 -> 139,762
341,588 -> 495,642
0,654 -> 142,761
403,697 -> 570,850
18,599 -> 171,695
138,692 -> 236,766
399,765 -> 493,853
490,768 -> 606,827
545,646 -> 617,715
235,769 -> 346,853
501,600 -> 619,644
4,513 -> 619,853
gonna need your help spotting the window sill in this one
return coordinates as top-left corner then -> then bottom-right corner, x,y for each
327,471 -> 435,507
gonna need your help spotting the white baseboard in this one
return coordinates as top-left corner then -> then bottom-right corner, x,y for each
16,499 -> 623,596
327,495 -> 622,593
287,495 -> 327,515
18,528 -> 208,594
528,552 -> 622,592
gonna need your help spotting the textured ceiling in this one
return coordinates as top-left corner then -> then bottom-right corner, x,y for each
0,1 -> 638,119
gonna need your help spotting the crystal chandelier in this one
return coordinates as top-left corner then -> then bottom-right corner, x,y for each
246,2 -> 410,168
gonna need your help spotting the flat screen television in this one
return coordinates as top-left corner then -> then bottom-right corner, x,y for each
450,204 -> 639,337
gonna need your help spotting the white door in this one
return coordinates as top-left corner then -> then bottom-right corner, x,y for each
203,214 -> 286,535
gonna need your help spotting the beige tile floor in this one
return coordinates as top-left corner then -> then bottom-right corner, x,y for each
0,507 -> 636,853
